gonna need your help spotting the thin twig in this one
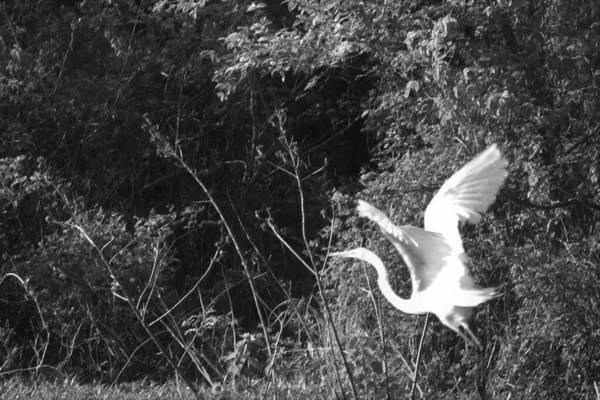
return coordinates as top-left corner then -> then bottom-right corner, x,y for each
363,267 -> 392,400
411,313 -> 429,400
48,216 -> 201,396
167,142 -> 273,357
229,196 -> 324,363
267,216 -> 359,399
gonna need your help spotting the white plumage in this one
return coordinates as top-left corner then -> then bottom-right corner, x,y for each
332,145 -> 508,348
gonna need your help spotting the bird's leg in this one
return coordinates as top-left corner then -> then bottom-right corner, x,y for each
453,324 -> 482,351
460,323 -> 483,351
454,328 -> 475,347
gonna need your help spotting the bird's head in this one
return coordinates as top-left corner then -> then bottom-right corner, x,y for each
329,248 -> 370,260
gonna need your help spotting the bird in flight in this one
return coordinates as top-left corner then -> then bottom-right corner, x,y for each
331,145 -> 508,349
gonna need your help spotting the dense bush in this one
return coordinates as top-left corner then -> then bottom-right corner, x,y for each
1,0 -> 599,398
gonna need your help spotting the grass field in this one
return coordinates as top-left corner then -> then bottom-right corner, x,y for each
0,376 -> 340,400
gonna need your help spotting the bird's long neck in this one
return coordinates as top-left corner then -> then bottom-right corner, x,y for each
365,253 -> 421,314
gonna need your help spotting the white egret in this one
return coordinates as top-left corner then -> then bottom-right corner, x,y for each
332,145 -> 508,349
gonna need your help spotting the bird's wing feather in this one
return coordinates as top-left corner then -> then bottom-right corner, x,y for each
357,200 -> 452,293
424,144 -> 508,240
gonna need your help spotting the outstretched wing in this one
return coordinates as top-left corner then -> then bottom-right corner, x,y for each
424,144 -> 508,250
357,200 -> 452,294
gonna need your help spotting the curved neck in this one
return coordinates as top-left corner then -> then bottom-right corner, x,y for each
362,251 -> 421,314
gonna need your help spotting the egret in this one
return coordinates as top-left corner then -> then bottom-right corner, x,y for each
331,145 -> 508,349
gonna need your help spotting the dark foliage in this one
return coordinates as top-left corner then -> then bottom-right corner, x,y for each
1,0 -> 599,397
